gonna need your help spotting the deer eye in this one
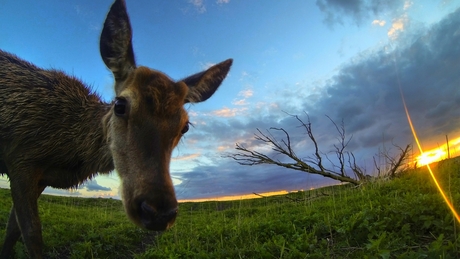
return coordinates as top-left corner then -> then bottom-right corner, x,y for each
114,98 -> 127,116
181,122 -> 190,134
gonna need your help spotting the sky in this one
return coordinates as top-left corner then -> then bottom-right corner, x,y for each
1,0 -> 460,200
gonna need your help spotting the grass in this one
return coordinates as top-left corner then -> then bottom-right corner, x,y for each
1,157 -> 460,258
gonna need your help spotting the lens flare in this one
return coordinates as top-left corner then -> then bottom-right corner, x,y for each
415,136 -> 460,166
416,149 -> 446,166
397,79 -> 460,224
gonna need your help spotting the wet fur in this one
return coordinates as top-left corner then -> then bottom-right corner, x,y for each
0,0 -> 232,257
0,50 -> 114,188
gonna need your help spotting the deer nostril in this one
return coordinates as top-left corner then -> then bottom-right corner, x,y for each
140,201 -> 157,216
139,201 -> 178,231
166,207 -> 178,219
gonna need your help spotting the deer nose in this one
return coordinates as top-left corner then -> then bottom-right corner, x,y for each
139,201 -> 178,231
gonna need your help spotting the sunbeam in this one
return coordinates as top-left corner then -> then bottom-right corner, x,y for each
395,63 -> 460,224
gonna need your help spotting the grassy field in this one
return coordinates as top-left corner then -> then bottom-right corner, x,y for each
1,157 -> 459,258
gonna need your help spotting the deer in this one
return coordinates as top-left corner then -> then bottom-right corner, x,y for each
0,0 -> 232,258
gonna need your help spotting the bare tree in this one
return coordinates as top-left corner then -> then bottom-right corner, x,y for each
227,113 -> 410,186
373,143 -> 412,179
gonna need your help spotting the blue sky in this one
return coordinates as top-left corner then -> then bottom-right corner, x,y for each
1,0 -> 460,200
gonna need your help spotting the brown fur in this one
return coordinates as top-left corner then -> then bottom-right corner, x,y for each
0,0 -> 232,258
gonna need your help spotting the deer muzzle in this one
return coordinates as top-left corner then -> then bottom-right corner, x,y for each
137,200 -> 178,231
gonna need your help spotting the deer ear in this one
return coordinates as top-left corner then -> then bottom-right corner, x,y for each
100,0 -> 136,95
182,59 -> 233,103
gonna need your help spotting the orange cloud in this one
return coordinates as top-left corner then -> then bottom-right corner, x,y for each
212,107 -> 248,117
372,19 -> 386,26
388,16 -> 406,40
173,153 -> 200,161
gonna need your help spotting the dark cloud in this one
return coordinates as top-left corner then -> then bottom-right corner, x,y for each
315,0 -> 401,27
44,187 -> 82,197
177,112 -> 361,200
175,162 -> 336,199
318,7 -> 460,145
80,179 -> 112,192
176,8 -> 460,199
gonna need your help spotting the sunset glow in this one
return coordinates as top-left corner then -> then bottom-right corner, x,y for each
416,149 -> 446,166
2,0 -> 459,201
398,75 -> 460,224
415,136 -> 460,166
179,190 -> 289,203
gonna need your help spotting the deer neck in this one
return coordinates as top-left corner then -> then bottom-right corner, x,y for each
79,100 -> 115,175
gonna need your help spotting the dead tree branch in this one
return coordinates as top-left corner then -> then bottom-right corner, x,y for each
227,113 -> 412,186
375,144 -> 412,178
228,114 -> 361,185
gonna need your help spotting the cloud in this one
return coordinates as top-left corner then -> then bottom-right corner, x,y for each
241,71 -> 249,78
315,0 -> 401,27
188,0 -> 206,13
211,107 -> 248,117
316,0 -> 416,41
184,0 -> 229,15
403,0 -> 412,10
372,19 -> 386,26
173,153 -> 201,161
232,89 -> 254,106
200,61 -> 216,70
73,4 -> 100,32
173,7 -> 460,199
388,16 -> 407,40
80,179 -> 112,192
232,99 -> 247,106
304,7 -> 460,150
239,89 -> 254,98
175,163 -> 336,199
44,187 -> 82,197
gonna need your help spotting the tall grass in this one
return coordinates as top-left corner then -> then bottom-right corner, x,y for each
1,157 -> 459,258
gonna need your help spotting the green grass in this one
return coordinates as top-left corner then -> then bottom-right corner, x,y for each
1,157 -> 460,258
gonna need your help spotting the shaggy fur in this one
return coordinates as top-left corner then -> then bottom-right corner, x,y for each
0,0 -> 232,257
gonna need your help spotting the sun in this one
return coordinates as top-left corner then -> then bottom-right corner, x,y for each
416,148 -> 446,166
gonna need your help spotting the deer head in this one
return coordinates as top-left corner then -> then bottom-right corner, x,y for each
100,0 -> 232,230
